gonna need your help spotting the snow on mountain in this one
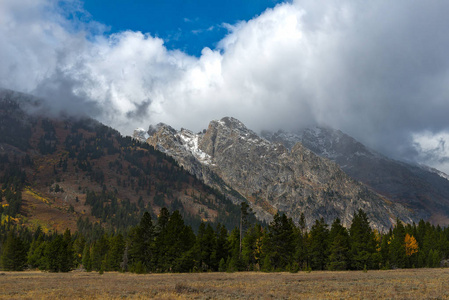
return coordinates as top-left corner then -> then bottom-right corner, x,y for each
132,128 -> 149,142
177,128 -> 213,165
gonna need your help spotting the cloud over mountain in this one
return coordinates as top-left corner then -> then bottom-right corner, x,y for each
2,0 -> 449,172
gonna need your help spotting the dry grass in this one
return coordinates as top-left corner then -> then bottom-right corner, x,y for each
1,268 -> 448,299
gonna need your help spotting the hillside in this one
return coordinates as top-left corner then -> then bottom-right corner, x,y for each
143,117 -> 417,231
0,89 -> 244,233
263,126 -> 449,226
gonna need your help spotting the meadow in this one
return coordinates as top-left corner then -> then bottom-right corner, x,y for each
1,268 -> 448,299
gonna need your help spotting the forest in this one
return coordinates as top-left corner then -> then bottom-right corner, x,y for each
0,205 -> 447,273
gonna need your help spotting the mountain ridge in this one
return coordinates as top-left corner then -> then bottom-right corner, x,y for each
262,126 -> 449,225
142,116 -> 417,231
0,89 -> 246,233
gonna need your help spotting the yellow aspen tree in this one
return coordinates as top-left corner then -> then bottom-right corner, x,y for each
405,233 -> 419,256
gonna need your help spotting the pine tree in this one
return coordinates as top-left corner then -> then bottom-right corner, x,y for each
390,218 -> 406,268
61,229 -> 74,272
158,210 -> 195,272
239,202 -> 251,255
72,234 -> 86,268
294,212 -> 308,270
82,244 -> 92,272
128,211 -> 155,272
1,231 -> 27,271
264,213 -> 296,271
227,227 -> 242,272
215,223 -> 229,267
308,218 -> 329,270
106,234 -> 125,271
241,224 -> 264,270
27,235 -> 46,269
327,218 -> 350,270
91,234 -> 109,271
380,229 -> 392,268
349,209 -> 376,270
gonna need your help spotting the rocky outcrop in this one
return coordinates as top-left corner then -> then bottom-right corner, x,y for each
263,126 -> 449,226
145,117 -> 417,231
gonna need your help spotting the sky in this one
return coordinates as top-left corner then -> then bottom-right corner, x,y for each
1,0 -> 449,174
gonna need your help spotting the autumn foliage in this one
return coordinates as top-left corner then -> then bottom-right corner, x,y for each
405,233 -> 419,257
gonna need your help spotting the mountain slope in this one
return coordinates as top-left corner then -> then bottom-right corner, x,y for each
144,117 -> 417,231
0,89 -> 244,233
263,126 -> 449,225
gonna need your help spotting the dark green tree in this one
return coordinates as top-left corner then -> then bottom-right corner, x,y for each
389,218 -> 407,268
294,212 -> 308,271
1,231 -> 28,271
349,209 -> 377,270
327,218 -> 350,270
106,233 -> 125,271
157,210 -> 195,272
128,211 -> 155,272
265,213 -> 296,271
82,244 -> 92,271
309,218 -> 329,270
241,224 -> 264,271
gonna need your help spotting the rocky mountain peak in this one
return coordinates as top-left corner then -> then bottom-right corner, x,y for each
132,128 -> 149,142
143,117 -> 417,230
148,123 -> 177,136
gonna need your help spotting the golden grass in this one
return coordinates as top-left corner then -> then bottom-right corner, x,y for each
1,268 -> 448,299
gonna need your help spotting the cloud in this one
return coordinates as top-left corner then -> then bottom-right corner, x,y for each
2,0 -> 449,173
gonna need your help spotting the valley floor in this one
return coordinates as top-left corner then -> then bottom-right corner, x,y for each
0,268 -> 448,299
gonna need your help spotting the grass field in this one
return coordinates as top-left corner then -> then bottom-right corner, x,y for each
1,268 -> 448,299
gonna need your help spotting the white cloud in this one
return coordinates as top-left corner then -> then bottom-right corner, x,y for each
413,131 -> 449,173
2,0 -> 449,172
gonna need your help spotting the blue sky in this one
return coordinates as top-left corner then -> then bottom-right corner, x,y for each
82,0 -> 285,56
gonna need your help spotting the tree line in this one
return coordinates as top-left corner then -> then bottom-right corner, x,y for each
1,206 -> 449,272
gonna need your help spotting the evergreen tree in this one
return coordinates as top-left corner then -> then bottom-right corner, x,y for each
106,234 -> 125,271
263,213 -> 296,271
349,209 -> 377,269
43,231 -> 73,272
390,218 -> 407,268
128,211 -> 155,272
91,234 -> 109,271
327,218 -> 350,270
27,234 -> 46,269
309,218 -> 329,270
1,231 -> 27,271
82,244 -> 92,271
294,212 -> 308,270
227,227 -> 242,272
157,210 -> 195,272
380,229 -> 392,268
239,202 -> 251,255
192,222 -> 217,271
72,234 -> 86,268
241,224 -> 264,271
215,223 -> 229,267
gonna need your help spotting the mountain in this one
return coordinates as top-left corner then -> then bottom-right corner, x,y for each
0,89 -> 245,233
262,126 -> 449,226
143,117 -> 417,231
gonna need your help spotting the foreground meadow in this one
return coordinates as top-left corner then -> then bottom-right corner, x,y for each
1,268 -> 448,299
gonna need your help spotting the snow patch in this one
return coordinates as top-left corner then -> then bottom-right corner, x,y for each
177,129 -> 213,165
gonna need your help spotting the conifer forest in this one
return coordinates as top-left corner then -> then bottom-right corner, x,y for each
1,206 -> 447,273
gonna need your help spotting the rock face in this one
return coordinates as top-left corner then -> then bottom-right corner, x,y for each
263,126 -> 449,226
145,117 -> 417,231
